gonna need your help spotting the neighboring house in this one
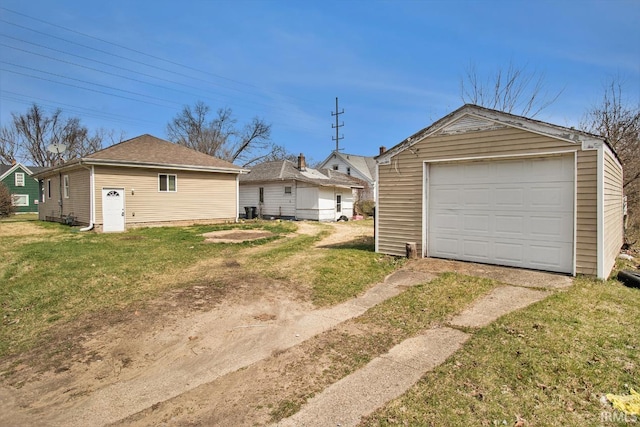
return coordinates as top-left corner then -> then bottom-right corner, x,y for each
239,154 -> 364,221
318,151 -> 377,201
0,162 -> 46,213
375,104 -> 624,279
34,134 -> 244,232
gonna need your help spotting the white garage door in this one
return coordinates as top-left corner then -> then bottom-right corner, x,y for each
428,155 -> 574,273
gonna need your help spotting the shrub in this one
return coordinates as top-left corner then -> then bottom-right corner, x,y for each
355,199 -> 376,217
0,182 -> 15,217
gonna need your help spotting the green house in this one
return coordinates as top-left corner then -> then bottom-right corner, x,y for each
0,163 -> 46,214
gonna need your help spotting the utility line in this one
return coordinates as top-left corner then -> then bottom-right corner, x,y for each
0,35 -> 295,114
0,68 -> 175,108
1,6 -> 316,105
1,61 -> 182,106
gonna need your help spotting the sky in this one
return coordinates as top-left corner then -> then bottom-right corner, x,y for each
1,0 -> 639,165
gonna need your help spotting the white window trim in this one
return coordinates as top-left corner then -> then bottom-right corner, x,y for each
47,179 -> 52,200
11,194 -> 29,206
63,175 -> 70,198
158,173 -> 177,192
15,172 -> 25,187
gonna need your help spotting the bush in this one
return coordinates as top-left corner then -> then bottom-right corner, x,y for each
355,199 -> 376,217
0,182 -> 15,217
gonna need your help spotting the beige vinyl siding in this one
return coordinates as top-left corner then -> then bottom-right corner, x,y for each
602,148 -> 624,277
378,127 -> 597,273
575,151 -> 597,275
37,167 -> 90,224
94,166 -> 237,225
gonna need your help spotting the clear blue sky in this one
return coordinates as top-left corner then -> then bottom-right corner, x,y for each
1,0 -> 638,165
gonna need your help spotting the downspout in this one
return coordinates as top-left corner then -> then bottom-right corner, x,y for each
79,163 -> 95,231
235,173 -> 240,223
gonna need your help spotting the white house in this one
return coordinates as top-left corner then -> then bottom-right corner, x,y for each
318,151 -> 377,201
239,154 -> 364,221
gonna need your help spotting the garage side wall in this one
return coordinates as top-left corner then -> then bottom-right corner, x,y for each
94,167 -> 237,226
602,146 -> 624,277
378,126 -> 597,275
576,151 -> 597,275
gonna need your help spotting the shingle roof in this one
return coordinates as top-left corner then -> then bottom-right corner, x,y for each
86,134 -> 241,169
33,134 -> 243,177
319,152 -> 377,183
240,160 -> 364,189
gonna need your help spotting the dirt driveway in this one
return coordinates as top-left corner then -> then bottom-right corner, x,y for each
0,221 -> 570,426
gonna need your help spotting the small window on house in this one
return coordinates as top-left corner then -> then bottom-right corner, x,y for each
284,186 -> 292,195
346,167 -> 351,176
40,180 -> 45,203
159,174 -> 177,192
332,165 -> 339,171
63,175 -> 70,198
11,194 -> 29,206
47,179 -> 51,199
15,172 -> 25,187
336,194 -> 342,213
259,187 -> 264,203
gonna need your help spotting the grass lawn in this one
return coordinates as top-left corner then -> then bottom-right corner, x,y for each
360,274 -> 640,426
1,218 -> 398,360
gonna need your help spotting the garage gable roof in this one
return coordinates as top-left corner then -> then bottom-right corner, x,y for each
376,104 -> 607,163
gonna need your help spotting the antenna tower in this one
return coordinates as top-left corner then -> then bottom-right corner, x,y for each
331,97 -> 344,152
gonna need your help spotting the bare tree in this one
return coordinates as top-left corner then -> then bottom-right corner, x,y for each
460,61 -> 562,117
580,78 -> 640,238
167,101 -> 272,166
2,104 -> 109,167
0,126 -> 19,164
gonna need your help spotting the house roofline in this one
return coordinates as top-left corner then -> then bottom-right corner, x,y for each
33,158 -> 247,178
0,163 -> 35,181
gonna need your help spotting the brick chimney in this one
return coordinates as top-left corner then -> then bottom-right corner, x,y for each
379,146 -> 386,155
298,153 -> 306,171
11,158 -> 16,165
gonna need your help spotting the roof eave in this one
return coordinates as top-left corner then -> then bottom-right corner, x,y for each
34,158 -> 245,177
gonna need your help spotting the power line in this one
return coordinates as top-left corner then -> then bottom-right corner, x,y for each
1,68 -> 175,108
0,9 -> 317,105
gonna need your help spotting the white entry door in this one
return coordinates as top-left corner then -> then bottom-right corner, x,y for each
102,188 -> 125,232
428,155 -> 574,274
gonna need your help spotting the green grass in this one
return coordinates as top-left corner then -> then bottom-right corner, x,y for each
268,273 -> 499,422
361,276 -> 640,426
1,219 -> 397,361
312,237 -> 405,306
0,220 -> 296,357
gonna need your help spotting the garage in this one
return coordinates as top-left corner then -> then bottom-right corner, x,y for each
375,104 -> 624,279
427,155 -> 574,273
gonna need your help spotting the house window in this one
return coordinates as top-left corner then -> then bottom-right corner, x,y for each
15,172 -> 25,187
332,165 -> 339,171
346,167 -> 351,176
11,194 -> 29,206
40,180 -> 45,202
336,194 -> 342,213
284,186 -> 292,195
259,187 -> 264,203
47,179 -> 51,199
63,175 -> 70,198
159,174 -> 177,192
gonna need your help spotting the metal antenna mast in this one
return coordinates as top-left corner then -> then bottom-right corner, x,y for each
331,97 -> 344,152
